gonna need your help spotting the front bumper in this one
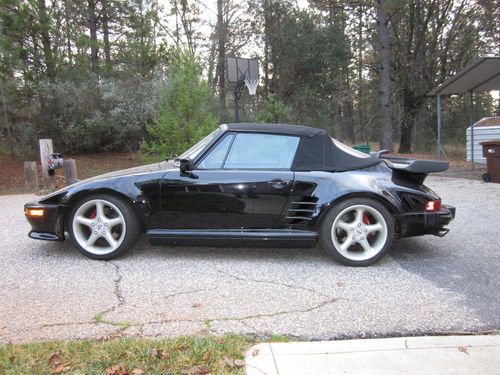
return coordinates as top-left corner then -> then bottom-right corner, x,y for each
24,202 -> 66,241
398,204 -> 456,238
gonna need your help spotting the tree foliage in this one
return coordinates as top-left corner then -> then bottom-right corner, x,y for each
141,50 -> 219,159
0,0 -> 498,157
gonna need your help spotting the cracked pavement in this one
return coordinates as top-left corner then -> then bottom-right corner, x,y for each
0,176 -> 499,343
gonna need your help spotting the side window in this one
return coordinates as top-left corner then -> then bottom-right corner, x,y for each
224,133 -> 299,169
197,134 -> 234,169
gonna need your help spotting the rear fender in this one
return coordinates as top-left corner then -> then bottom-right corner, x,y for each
317,192 -> 402,235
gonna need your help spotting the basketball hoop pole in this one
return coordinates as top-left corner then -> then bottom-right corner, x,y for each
234,80 -> 245,122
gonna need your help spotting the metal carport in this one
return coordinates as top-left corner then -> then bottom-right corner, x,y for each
428,56 -> 500,165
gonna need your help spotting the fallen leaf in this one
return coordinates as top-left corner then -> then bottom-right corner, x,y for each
132,369 -> 144,375
337,281 -> 345,287
252,349 -> 260,357
106,364 -> 129,375
48,351 -> 62,367
192,303 -> 202,308
149,349 -> 169,360
458,346 -> 470,355
9,355 -> 15,363
234,359 -> 245,368
159,364 -> 171,372
181,365 -> 210,374
215,338 -> 224,344
203,350 -> 212,362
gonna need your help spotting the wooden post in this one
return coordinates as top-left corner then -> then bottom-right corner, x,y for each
39,139 -> 55,189
24,161 -> 38,193
63,158 -> 78,185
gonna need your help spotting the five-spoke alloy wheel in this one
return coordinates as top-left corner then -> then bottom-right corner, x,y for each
68,194 -> 140,260
321,198 -> 394,266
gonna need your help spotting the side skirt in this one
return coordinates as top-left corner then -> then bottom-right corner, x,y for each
146,229 -> 318,248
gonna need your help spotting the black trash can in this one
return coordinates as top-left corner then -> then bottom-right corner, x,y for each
480,140 -> 500,183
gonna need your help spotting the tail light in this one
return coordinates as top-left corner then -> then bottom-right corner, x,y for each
425,200 -> 441,212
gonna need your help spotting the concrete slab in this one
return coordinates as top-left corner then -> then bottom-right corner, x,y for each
245,344 -> 277,375
245,335 -> 500,375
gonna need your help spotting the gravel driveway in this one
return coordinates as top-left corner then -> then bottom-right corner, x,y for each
1,176 -> 499,343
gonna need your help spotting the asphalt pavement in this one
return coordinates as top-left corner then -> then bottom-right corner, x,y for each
0,176 -> 499,343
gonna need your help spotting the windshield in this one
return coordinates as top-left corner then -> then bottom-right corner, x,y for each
171,127 -> 222,164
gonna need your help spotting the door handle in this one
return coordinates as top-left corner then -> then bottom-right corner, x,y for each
268,179 -> 291,189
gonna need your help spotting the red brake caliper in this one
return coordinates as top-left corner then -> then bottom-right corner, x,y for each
90,209 -> 96,219
363,213 -> 375,241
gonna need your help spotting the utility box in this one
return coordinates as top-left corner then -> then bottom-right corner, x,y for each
466,117 -> 500,164
481,139 -> 500,183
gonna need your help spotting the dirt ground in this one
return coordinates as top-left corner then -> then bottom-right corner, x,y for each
0,151 -> 488,195
0,152 -> 144,195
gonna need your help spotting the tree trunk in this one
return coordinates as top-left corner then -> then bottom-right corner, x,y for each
399,91 -> 417,153
87,0 -> 99,73
216,0 -> 226,108
208,37 -> 217,94
357,4 -> 367,144
344,67 -> 355,144
37,0 -> 56,81
399,120 -> 413,153
180,0 -> 194,53
102,0 -> 111,70
332,100 -> 344,142
263,0 -> 270,94
376,0 -> 393,152
0,81 -> 15,156
64,0 -> 73,65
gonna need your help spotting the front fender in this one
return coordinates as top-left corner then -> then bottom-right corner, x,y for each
39,171 -> 166,229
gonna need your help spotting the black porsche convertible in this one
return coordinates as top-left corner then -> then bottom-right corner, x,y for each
25,123 -> 455,266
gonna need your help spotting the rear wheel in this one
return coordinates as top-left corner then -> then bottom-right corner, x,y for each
68,194 -> 141,260
320,198 -> 394,266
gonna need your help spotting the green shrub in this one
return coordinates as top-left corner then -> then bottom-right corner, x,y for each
35,73 -> 160,154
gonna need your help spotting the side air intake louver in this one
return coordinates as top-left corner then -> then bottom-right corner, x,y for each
286,196 -> 319,224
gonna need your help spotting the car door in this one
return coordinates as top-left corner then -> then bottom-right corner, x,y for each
160,132 -> 300,229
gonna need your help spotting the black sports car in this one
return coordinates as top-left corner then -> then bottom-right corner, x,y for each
25,123 -> 455,266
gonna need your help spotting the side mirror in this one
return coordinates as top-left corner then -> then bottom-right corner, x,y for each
179,158 -> 198,178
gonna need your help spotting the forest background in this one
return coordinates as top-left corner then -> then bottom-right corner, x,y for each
0,0 -> 499,159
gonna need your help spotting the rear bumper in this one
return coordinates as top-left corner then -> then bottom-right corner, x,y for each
398,204 -> 456,238
24,202 -> 66,241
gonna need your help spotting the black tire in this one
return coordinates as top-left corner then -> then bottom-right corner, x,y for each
320,197 -> 394,266
67,194 -> 141,260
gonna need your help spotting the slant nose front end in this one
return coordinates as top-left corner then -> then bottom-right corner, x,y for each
24,202 -> 66,241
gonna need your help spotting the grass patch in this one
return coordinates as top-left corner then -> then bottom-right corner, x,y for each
0,335 -> 254,374
268,334 -> 290,343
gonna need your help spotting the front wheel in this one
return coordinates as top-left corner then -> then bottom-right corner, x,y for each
320,198 -> 394,266
68,194 -> 141,260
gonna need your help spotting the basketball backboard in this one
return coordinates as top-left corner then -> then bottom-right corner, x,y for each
226,57 -> 259,83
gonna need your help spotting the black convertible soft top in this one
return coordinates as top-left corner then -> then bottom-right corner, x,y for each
226,123 -> 380,172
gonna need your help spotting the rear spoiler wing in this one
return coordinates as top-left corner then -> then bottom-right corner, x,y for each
382,156 -> 449,174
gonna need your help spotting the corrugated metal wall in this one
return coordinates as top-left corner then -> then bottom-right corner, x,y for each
466,125 -> 500,164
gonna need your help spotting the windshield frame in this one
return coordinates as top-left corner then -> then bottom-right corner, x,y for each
171,125 -> 226,165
